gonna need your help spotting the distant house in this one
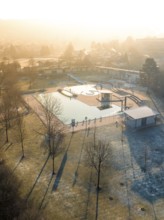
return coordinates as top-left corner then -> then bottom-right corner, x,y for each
124,106 -> 159,128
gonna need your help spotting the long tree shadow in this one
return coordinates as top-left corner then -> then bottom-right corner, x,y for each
4,142 -> 13,151
52,152 -> 67,191
12,156 -> 24,173
95,188 -> 100,220
0,141 -> 7,150
72,131 -> 86,187
0,129 -> 6,149
26,154 -> 50,201
39,174 -> 54,209
84,169 -> 93,220
52,134 -> 73,191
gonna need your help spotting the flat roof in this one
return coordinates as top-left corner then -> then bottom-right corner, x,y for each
124,106 -> 159,120
96,65 -> 142,74
98,89 -> 113,94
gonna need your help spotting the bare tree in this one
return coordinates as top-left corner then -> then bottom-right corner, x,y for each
39,94 -> 62,152
14,111 -> 26,158
38,94 -> 65,174
86,140 -> 111,190
51,128 -> 65,175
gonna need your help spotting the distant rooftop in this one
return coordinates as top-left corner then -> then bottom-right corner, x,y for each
96,66 -> 142,74
124,106 -> 159,120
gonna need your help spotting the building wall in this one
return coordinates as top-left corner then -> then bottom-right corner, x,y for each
96,66 -> 140,84
126,116 -> 156,128
146,116 -> 156,125
125,117 -> 136,127
136,119 -> 142,128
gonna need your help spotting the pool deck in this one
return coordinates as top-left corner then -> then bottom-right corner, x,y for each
23,93 -> 123,133
23,85 -> 143,133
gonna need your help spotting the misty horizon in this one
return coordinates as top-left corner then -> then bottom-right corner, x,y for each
0,19 -> 164,49
0,0 -> 164,46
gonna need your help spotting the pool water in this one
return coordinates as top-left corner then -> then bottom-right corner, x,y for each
37,92 -> 121,125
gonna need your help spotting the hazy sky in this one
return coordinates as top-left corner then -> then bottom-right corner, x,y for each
0,0 -> 164,39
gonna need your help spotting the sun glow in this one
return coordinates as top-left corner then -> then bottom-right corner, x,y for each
0,0 -> 164,38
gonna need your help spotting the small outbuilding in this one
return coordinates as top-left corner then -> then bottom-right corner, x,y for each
124,106 -> 160,128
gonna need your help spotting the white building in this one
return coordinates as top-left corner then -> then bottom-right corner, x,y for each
124,106 -> 159,128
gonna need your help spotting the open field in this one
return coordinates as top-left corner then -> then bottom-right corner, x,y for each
1,113 -> 164,220
1,72 -> 164,219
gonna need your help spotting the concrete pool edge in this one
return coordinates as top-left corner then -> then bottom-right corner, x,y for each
36,91 -> 122,125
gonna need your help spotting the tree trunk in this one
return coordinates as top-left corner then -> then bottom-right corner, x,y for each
52,138 -> 55,175
21,141 -> 25,158
93,127 -> 96,146
52,154 -> 55,175
47,135 -> 51,155
97,161 -> 101,191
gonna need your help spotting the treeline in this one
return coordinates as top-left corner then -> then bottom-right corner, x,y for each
141,57 -> 164,96
0,40 -> 164,97
0,37 -> 164,72
0,43 -> 57,59
154,71 -> 164,96
0,37 -> 151,69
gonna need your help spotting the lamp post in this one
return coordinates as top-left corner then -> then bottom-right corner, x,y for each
85,116 -> 88,130
121,124 -> 124,142
71,119 -> 75,133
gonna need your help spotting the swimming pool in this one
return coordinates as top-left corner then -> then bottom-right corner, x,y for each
37,92 -> 121,125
